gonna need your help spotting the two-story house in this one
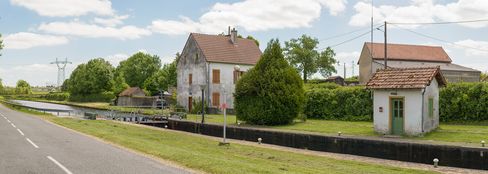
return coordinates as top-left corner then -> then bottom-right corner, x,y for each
358,42 -> 481,84
177,29 -> 262,113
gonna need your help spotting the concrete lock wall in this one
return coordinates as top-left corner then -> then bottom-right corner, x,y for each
143,119 -> 488,170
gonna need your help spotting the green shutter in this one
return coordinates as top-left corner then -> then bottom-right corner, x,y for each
428,98 -> 434,118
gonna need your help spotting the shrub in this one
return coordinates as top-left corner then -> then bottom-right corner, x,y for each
235,39 -> 305,125
439,82 -> 488,122
69,91 -> 115,102
42,92 -> 70,101
304,86 -> 372,121
304,82 -> 340,91
190,97 -> 209,114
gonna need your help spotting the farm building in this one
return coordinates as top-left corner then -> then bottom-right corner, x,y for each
177,28 -> 262,113
358,42 -> 480,84
366,66 -> 446,136
117,87 -> 157,107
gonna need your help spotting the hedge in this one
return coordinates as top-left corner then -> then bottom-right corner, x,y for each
304,86 -> 372,121
439,82 -> 488,122
42,92 -> 70,101
69,91 -> 115,102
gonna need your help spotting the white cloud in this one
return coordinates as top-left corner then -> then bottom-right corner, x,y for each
94,15 -> 129,27
454,39 -> 488,56
4,32 -> 69,49
349,0 -> 488,28
10,0 -> 114,17
105,53 -> 128,66
38,21 -> 151,40
149,0 -> 347,35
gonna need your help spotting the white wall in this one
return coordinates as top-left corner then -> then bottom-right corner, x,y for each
373,89 -> 424,135
208,62 -> 253,109
422,79 -> 440,132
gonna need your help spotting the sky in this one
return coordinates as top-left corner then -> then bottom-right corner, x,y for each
1,0 -> 488,86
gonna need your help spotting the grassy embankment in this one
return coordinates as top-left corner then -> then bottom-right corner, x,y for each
0,102 -> 435,174
186,114 -> 488,145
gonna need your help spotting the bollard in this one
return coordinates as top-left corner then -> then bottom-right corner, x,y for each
237,122 -> 241,126
164,125 -> 168,129
258,138 -> 262,144
482,140 -> 485,147
433,158 -> 439,168
338,132 -> 342,136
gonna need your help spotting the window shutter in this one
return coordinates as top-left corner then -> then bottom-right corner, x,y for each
212,69 -> 220,84
212,92 -> 220,107
189,74 -> 192,85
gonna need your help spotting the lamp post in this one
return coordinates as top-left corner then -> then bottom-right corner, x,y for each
199,84 -> 206,124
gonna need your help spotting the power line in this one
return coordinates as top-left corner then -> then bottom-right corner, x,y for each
389,19 -> 488,25
319,23 -> 383,42
324,30 -> 372,49
390,23 -> 488,53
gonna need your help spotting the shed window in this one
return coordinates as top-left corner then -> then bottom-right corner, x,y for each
212,69 -> 220,84
212,92 -> 220,107
428,98 -> 434,118
189,73 -> 192,85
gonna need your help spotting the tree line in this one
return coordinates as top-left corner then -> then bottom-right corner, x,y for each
63,52 -> 178,101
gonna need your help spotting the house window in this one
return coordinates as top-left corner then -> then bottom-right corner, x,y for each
189,73 -> 193,85
212,92 -> 220,107
195,53 -> 199,61
428,98 -> 434,118
212,69 -> 220,84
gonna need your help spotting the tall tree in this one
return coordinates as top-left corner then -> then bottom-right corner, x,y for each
15,80 -> 31,94
117,52 -> 161,88
67,58 -> 114,95
143,54 -> 178,95
0,78 -> 4,91
235,39 -> 305,125
238,35 -> 260,47
284,35 -> 337,83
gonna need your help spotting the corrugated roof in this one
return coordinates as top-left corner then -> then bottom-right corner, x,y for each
366,66 -> 446,89
191,33 -> 262,65
365,42 -> 452,63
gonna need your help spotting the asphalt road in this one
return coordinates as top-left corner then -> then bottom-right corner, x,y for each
0,104 -> 190,174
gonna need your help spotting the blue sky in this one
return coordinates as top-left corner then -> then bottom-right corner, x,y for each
1,0 -> 488,86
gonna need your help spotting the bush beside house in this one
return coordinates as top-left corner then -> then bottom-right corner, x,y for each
439,82 -> 488,122
235,39 -> 305,125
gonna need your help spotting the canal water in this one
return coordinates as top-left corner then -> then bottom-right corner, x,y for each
11,100 -> 146,120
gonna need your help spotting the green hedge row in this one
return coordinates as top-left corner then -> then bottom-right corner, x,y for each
304,85 -> 372,121
41,92 -> 70,101
69,91 -> 115,102
439,82 -> 488,122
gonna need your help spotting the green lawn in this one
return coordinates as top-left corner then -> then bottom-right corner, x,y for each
186,114 -> 488,145
9,109 -> 433,174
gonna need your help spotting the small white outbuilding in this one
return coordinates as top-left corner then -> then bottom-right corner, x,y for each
366,66 -> 446,136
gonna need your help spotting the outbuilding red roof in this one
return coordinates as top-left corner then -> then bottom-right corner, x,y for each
191,33 -> 262,65
366,66 -> 446,89
365,42 -> 452,63
119,87 -> 145,97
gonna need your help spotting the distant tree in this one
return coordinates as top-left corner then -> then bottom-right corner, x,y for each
234,39 -> 305,125
67,58 -> 114,95
284,35 -> 337,83
0,34 -> 3,56
481,72 -> 487,82
61,79 -> 69,92
143,54 -> 178,95
117,52 -> 161,88
0,78 -> 4,91
238,35 -> 260,47
113,70 -> 129,95
15,80 -> 31,94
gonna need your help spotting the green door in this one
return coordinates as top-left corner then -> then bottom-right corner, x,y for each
391,98 -> 404,135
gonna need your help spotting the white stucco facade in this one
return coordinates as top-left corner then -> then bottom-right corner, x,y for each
372,79 -> 440,136
208,62 -> 253,109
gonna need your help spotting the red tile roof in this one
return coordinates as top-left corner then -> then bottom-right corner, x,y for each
191,33 -> 262,65
366,66 -> 446,89
365,42 -> 452,63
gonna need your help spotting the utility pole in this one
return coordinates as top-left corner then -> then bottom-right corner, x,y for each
384,21 -> 388,69
343,62 -> 346,79
50,58 -> 72,89
352,61 -> 355,77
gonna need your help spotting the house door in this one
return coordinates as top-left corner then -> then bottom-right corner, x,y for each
390,98 -> 404,135
188,97 -> 193,112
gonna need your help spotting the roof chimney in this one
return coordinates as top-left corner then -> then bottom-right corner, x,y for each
230,28 -> 237,45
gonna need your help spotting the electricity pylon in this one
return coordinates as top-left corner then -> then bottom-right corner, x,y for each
50,58 -> 71,89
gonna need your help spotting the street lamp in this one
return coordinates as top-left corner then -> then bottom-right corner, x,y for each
220,83 -> 230,146
199,84 -> 206,124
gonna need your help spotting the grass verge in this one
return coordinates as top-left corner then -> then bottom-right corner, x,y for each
3,103 -> 435,174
